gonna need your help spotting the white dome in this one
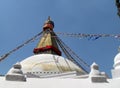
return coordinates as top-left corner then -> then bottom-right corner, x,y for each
20,54 -> 86,75
114,53 -> 120,69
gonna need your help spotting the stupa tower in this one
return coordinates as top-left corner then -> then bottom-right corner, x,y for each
3,17 -> 89,78
33,17 -> 61,56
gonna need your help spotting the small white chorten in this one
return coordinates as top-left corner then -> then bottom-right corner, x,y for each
89,62 -> 107,83
5,62 -> 26,81
111,46 -> 120,78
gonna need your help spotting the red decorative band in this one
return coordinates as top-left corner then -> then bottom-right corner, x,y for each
33,45 -> 61,56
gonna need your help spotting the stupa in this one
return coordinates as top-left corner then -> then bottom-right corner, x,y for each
19,17 -> 87,77
0,17 -> 120,88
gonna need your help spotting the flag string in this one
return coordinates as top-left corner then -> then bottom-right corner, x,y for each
56,32 -> 120,40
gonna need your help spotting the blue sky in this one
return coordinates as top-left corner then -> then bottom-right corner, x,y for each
0,0 -> 120,77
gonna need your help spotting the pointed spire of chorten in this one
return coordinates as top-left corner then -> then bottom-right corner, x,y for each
33,17 -> 61,56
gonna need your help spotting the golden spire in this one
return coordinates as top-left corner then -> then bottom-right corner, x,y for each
33,17 -> 61,56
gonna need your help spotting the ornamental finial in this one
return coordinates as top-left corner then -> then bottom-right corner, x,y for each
48,16 -> 51,21
43,16 -> 54,30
